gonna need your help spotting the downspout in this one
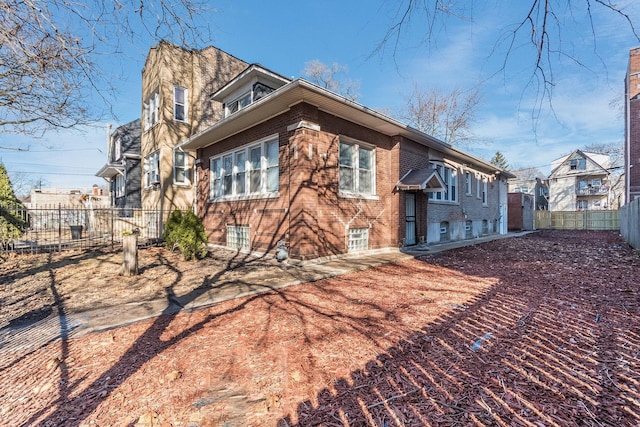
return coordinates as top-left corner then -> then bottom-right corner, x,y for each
626,73 -> 632,204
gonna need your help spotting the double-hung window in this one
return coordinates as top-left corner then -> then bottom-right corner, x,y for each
144,91 -> 160,131
339,140 -> 375,196
174,86 -> 187,122
209,136 -> 279,200
115,174 -> 125,198
173,150 -> 189,185
144,151 -> 160,187
482,178 -> 488,205
429,163 -> 457,202
465,171 -> 472,195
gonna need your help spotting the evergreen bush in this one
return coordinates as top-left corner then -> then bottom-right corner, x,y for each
163,210 -> 208,261
0,163 -> 27,250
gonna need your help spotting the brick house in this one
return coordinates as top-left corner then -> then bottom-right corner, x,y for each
96,119 -> 142,212
548,150 -> 612,211
625,47 -> 640,203
179,64 -> 513,260
508,177 -> 549,210
139,41 -> 248,216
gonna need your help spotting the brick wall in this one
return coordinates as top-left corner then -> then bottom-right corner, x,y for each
627,48 -> 640,201
195,103 -> 400,259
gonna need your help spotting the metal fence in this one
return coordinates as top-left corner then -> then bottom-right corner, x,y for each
534,210 -> 620,231
1,204 -> 166,255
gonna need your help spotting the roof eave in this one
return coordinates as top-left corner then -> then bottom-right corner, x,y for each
180,79 -> 513,175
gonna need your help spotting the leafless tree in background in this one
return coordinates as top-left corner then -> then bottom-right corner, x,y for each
0,0 -> 212,136
584,142 -> 625,207
376,1 -> 640,115
303,60 -> 361,102
400,83 -> 480,147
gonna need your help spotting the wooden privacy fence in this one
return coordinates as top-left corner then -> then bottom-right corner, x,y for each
534,210 -> 620,230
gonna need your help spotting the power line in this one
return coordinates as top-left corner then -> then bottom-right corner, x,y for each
6,170 -> 98,177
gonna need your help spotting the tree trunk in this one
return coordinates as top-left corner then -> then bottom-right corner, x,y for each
121,233 -> 139,276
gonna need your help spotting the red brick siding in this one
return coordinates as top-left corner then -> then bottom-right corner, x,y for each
195,103 -> 402,259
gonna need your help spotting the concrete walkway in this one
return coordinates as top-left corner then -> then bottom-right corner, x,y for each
0,231 -> 534,357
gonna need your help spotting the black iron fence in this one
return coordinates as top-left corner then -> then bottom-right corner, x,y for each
1,204 -> 166,255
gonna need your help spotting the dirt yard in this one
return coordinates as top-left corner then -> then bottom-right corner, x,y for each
1,230 -> 639,426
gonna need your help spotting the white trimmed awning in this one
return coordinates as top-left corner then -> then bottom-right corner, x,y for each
396,168 -> 446,192
95,163 -> 124,179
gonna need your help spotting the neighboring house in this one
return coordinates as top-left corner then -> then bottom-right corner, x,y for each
507,192 -> 535,231
625,46 -> 640,203
139,41 -> 248,217
548,150 -> 612,211
178,64 -> 514,260
25,187 -> 109,209
96,119 -> 142,212
508,177 -> 549,210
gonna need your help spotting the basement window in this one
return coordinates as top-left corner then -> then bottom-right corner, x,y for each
348,228 -> 369,252
227,225 -> 250,250
440,221 -> 450,242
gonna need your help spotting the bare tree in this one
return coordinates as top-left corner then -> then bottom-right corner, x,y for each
583,142 -> 625,207
0,0 -> 212,136
400,83 -> 480,146
511,166 -> 545,181
303,60 -> 360,101
376,1 -> 640,111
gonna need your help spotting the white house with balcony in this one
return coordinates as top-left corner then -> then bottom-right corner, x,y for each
548,150 -> 611,211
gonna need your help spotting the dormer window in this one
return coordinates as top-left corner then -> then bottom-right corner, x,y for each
213,64 -> 290,119
226,92 -> 251,115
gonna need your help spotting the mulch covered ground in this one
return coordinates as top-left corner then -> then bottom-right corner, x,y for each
1,230 -> 639,426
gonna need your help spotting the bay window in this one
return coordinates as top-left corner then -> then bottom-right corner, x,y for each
209,136 -> 279,200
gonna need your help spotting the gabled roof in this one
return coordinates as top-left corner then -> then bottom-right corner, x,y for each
180,78 -> 515,178
548,149 -> 610,178
211,64 -> 291,101
396,168 -> 446,192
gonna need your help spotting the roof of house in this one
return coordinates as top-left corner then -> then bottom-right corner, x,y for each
396,168 -> 447,192
549,149 -> 610,178
180,76 -> 515,178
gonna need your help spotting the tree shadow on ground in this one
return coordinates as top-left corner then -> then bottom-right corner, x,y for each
276,230 -> 640,426
18,246 -> 401,426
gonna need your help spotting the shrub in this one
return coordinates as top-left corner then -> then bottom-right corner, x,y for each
163,210 -> 208,261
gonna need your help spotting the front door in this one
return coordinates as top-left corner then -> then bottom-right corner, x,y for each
405,193 -> 417,246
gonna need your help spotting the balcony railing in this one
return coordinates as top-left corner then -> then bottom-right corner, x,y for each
576,185 -> 609,196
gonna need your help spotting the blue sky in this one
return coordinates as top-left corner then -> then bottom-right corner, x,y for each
2,0 -> 639,192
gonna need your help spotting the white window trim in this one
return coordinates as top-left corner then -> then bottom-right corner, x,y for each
338,137 -> 377,199
115,174 -> 125,198
173,86 -> 188,122
144,91 -> 160,131
428,163 -> 458,203
173,149 -> 190,186
482,178 -> 488,206
465,171 -> 472,195
225,91 -> 252,117
114,137 -> 122,161
144,151 -> 160,188
209,134 -> 279,201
